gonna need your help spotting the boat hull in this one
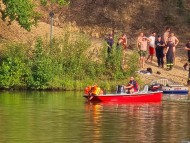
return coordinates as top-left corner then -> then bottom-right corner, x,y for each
83,91 -> 163,103
162,86 -> 189,94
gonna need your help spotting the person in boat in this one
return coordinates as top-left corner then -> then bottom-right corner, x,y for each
124,77 -> 139,94
85,84 -> 103,100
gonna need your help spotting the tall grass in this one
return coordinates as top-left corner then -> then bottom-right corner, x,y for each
0,32 -> 139,90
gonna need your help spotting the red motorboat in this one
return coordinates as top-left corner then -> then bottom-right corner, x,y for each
83,91 -> 163,103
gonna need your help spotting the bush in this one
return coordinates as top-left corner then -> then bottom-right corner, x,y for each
0,32 -> 139,91
0,44 -> 30,89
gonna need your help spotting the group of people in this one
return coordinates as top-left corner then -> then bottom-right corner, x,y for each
104,27 -> 190,94
136,27 -> 180,70
105,27 -> 185,71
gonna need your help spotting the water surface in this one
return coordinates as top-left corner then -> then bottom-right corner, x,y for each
0,91 -> 190,143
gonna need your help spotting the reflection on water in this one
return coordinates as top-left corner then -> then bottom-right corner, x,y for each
85,102 -> 162,143
163,94 -> 190,101
0,91 -> 190,143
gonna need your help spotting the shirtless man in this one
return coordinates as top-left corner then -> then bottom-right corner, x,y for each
163,27 -> 171,45
167,32 -> 179,65
137,32 -> 144,66
138,36 -> 150,69
137,32 -> 144,49
117,33 -> 127,66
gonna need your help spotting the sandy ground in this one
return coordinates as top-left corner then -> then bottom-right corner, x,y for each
138,47 -> 189,86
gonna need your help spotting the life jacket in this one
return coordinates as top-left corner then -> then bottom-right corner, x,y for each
91,86 -> 101,96
84,86 -> 92,95
133,81 -> 139,91
85,85 -> 103,96
128,81 -> 139,92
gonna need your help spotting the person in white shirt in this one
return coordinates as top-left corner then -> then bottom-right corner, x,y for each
147,32 -> 156,63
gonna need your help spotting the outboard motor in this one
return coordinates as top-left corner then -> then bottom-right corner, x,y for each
149,83 -> 162,91
116,85 -> 125,93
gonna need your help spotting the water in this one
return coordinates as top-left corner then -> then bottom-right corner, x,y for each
0,91 -> 190,143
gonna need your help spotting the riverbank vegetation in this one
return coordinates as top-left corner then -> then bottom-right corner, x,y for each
0,32 -> 139,91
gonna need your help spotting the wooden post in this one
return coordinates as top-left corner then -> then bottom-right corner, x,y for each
49,12 -> 54,48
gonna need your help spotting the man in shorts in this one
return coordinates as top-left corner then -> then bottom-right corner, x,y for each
138,36 -> 150,69
137,32 -> 144,67
147,32 -> 156,63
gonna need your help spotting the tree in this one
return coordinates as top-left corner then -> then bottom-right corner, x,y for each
0,0 -> 40,31
0,0 -> 70,31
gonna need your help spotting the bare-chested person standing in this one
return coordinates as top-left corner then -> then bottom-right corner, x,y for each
137,32 -> 144,48
138,36 -> 150,69
137,32 -> 144,66
117,33 -> 127,66
167,32 -> 179,64
163,27 -> 171,64
163,27 -> 171,45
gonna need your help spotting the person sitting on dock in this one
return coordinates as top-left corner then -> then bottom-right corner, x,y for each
125,77 -> 139,94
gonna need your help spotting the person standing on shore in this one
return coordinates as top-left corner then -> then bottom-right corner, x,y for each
147,32 -> 156,63
117,33 -> 127,65
163,27 -> 170,45
183,39 -> 190,70
105,34 -> 114,57
163,27 -> 170,61
137,32 -> 144,49
137,32 -> 144,67
155,36 -> 165,68
165,34 -> 175,71
138,36 -> 150,69
167,32 -> 179,65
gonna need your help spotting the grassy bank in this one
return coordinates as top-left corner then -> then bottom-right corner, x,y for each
0,32 -> 139,91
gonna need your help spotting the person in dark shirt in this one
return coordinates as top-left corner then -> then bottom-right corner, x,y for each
155,36 -> 165,68
105,34 -> 114,57
183,39 -> 190,70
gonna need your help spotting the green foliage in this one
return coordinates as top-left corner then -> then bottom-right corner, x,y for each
1,0 -> 40,31
40,0 -> 48,6
26,38 -> 54,89
1,0 -> 70,31
0,32 -> 138,90
0,44 -> 30,88
102,45 -> 125,79
52,0 -> 70,6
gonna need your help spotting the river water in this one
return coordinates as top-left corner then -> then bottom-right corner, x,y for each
0,91 -> 190,143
